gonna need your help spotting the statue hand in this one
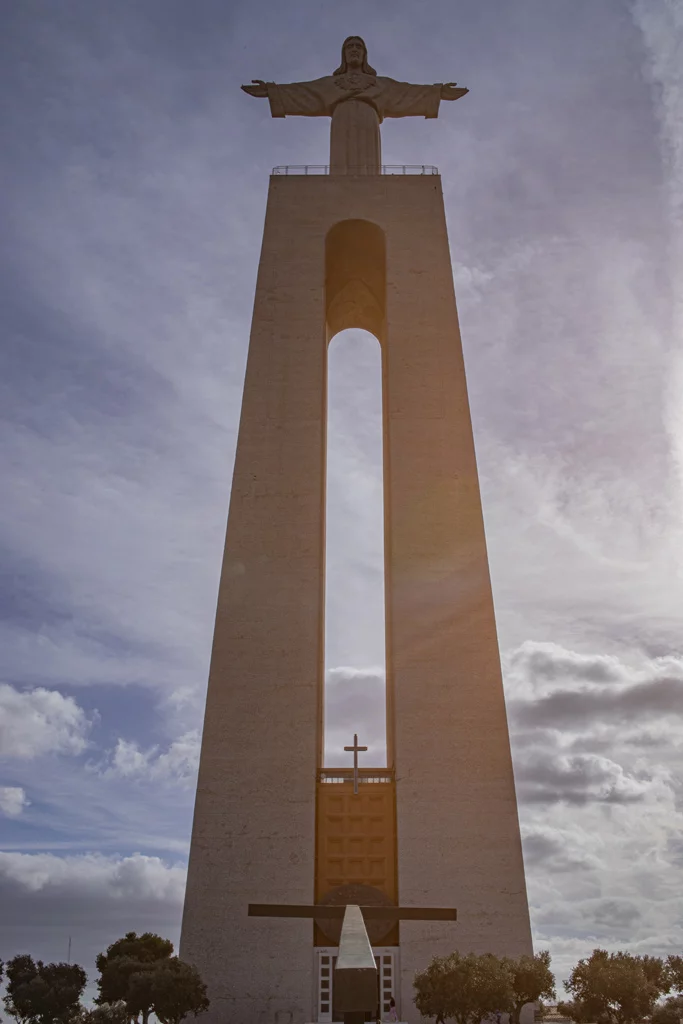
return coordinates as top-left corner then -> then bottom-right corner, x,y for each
241,79 -> 269,98
441,82 -> 469,101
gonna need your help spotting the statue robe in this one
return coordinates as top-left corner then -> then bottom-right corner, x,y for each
265,74 -> 443,174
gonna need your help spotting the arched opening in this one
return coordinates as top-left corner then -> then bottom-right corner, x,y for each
323,328 -> 387,768
325,219 -> 386,340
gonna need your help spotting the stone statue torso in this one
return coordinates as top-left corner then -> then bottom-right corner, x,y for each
333,71 -> 377,94
329,72 -> 382,174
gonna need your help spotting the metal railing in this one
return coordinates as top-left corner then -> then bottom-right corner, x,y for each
319,769 -> 394,785
272,164 -> 438,176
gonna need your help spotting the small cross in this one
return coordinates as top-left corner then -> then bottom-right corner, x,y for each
344,733 -> 368,795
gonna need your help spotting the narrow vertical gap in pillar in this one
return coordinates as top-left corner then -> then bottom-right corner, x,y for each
323,328 -> 387,768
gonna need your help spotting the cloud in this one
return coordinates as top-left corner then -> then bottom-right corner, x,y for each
104,730 -> 200,784
507,641 -> 681,814
508,641 -> 683,689
588,898 -> 642,930
0,851 -> 185,903
511,676 -> 683,730
324,666 -> 386,767
1,0 -> 683,997
0,852 -> 186,978
633,11 -> 683,726
504,641 -> 683,730
665,834 -> 683,867
508,642 -> 628,687
516,752 -> 654,806
508,639 -> 683,984
521,825 -> 598,874
0,683 -> 91,759
0,786 -> 29,817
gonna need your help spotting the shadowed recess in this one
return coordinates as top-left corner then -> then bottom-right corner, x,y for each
325,220 -> 386,340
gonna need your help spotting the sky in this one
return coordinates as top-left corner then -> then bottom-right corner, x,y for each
1,0 -> 683,1004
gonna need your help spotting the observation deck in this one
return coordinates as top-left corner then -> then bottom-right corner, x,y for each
271,164 -> 438,176
319,768 -> 394,785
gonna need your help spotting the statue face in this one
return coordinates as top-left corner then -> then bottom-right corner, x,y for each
344,38 -> 365,69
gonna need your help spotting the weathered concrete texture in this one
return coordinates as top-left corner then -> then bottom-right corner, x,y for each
181,175 -> 532,1024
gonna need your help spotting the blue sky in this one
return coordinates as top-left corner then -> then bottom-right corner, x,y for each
1,0 -> 683,1000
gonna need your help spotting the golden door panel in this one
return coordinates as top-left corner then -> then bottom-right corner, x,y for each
315,782 -> 397,903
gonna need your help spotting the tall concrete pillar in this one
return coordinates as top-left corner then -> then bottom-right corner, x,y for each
379,180 -> 533,1013
181,173 -> 532,1024
180,178 -> 327,1024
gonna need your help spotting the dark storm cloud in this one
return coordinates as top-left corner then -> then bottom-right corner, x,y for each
521,829 -> 595,872
515,751 -> 650,806
533,897 -> 644,945
665,835 -> 683,867
509,643 -> 624,684
510,676 -> 683,730
585,898 -> 642,930
569,728 -> 676,753
0,852 -> 184,982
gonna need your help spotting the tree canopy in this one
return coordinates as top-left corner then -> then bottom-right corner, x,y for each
95,932 -> 175,1024
502,951 -> 556,1024
652,995 -> 683,1024
559,949 -> 669,1024
94,932 -> 208,1024
3,955 -> 87,1024
413,951 -> 514,1024
147,958 -> 209,1024
667,956 -> 683,994
80,1002 -> 129,1024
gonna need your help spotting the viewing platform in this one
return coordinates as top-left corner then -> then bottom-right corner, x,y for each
271,164 -> 439,176
319,768 -> 394,785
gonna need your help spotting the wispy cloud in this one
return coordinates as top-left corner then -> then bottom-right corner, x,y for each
632,0 -> 683,510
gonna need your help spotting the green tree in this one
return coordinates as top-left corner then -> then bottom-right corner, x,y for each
95,932 -> 174,1024
667,957 -> 683,994
147,959 -> 209,1024
641,956 -> 672,996
80,1003 -> 129,1024
3,954 -> 87,1024
502,951 -> 556,1024
562,950 -> 668,1024
556,999 -> 595,1023
414,951 -> 513,1024
652,995 -> 683,1024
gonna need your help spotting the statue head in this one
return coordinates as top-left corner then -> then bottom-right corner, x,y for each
334,36 -> 377,76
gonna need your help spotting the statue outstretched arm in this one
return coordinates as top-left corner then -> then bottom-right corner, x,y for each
379,79 -> 468,119
441,83 -> 469,101
241,79 -> 269,98
241,77 -> 332,118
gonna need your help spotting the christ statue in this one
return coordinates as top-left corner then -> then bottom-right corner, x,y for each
242,35 -> 468,175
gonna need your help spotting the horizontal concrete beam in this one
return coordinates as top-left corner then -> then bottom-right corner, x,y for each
247,903 -> 457,920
